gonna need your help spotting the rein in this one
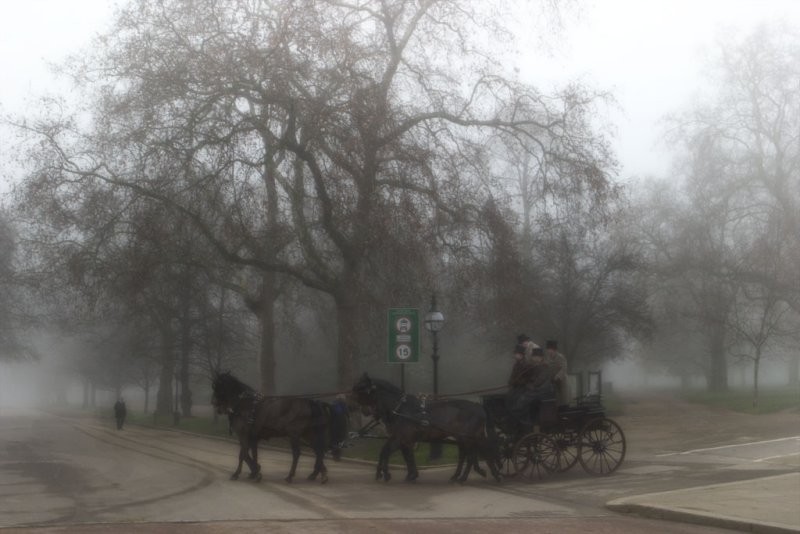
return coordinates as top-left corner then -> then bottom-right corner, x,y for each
250,390 -> 347,400
229,384 -> 510,403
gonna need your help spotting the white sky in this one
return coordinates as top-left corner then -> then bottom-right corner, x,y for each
2,0 -> 800,189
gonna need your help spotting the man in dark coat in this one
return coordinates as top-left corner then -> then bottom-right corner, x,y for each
114,398 -> 127,430
506,343 -> 556,432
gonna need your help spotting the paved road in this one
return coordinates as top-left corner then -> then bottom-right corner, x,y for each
0,394 -> 797,533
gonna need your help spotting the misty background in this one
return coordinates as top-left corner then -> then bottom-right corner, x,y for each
1,0 -> 798,416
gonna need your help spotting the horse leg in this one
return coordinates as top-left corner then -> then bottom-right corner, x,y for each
451,445 -> 466,483
377,439 -> 401,482
401,444 -> 418,483
458,446 -> 476,484
312,434 -> 328,484
247,439 -> 262,481
479,439 -> 503,483
286,439 -> 301,483
376,440 -> 390,481
471,447 -> 487,479
230,449 -> 245,480
307,430 -> 328,483
231,438 -> 252,481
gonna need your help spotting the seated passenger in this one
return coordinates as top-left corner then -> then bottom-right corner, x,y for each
545,340 -> 569,406
506,341 -> 556,432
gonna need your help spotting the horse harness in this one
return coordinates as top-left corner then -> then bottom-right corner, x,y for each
228,390 -> 264,435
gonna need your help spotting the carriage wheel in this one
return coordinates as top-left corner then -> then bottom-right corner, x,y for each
550,430 -> 579,472
496,434 -> 519,478
512,433 -> 559,482
578,417 -> 626,476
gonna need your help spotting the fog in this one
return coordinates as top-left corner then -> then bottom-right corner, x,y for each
1,339 -> 794,413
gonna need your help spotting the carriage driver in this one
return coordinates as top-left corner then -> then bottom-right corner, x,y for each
506,336 -> 557,431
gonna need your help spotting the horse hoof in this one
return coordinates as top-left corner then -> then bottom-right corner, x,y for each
384,472 -> 392,482
320,475 -> 328,484
284,476 -> 293,483
255,473 -> 262,482
230,474 -> 239,481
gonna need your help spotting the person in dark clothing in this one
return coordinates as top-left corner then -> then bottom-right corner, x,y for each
506,344 -> 556,432
545,340 -> 569,406
114,398 -> 127,430
330,393 -> 350,456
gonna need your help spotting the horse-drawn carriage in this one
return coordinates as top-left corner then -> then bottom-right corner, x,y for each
482,389 -> 626,482
211,370 -> 625,485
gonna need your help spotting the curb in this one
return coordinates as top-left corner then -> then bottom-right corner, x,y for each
607,474 -> 800,534
607,500 -> 798,534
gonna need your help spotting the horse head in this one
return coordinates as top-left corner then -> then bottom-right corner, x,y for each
351,372 -> 375,412
352,373 -> 408,417
211,371 -> 252,415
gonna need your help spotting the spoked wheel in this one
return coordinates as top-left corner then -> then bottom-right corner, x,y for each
550,430 -> 579,472
578,417 -> 626,476
495,434 -> 518,478
512,432 -> 560,482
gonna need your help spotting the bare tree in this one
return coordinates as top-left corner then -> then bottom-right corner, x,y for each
14,0 -> 616,391
653,24 -> 800,391
0,212 -> 37,361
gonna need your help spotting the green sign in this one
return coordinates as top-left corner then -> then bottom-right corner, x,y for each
387,308 -> 419,363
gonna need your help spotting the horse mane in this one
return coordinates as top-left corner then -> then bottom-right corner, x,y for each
369,376 -> 423,411
213,371 -> 255,397
370,377 -> 403,395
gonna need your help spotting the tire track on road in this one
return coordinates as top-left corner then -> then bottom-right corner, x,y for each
73,420 -> 349,520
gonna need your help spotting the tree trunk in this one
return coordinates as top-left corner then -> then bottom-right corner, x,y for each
156,329 -> 175,415
259,271 -> 277,395
179,319 -> 192,417
789,352 -> 799,388
708,325 -> 728,392
752,352 -> 761,408
335,294 -> 358,391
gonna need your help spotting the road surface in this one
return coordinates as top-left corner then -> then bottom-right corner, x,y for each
0,393 -> 797,533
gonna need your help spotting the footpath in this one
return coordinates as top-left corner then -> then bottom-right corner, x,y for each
607,472 -> 800,533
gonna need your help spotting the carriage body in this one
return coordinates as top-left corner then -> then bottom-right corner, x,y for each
481,390 -> 626,481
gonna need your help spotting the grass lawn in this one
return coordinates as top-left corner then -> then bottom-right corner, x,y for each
684,387 -> 800,414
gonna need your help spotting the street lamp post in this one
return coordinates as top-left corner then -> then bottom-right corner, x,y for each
424,293 -> 445,397
424,294 -> 445,460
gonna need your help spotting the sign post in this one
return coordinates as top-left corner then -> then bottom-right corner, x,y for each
387,308 -> 419,389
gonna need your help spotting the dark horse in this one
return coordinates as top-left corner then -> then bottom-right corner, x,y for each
352,373 -> 501,483
211,372 -> 347,484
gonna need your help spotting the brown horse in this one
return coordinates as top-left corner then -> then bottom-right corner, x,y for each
352,373 -> 501,483
211,372 -> 346,484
